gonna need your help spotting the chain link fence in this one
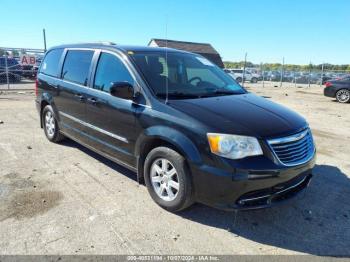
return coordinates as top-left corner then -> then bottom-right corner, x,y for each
225,60 -> 350,88
258,68 -> 350,88
228,68 -> 350,89
0,48 -> 44,90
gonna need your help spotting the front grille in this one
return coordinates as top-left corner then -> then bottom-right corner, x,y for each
268,128 -> 315,166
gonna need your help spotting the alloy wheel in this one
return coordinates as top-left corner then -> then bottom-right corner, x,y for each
336,89 -> 350,103
150,158 -> 179,201
45,111 -> 56,138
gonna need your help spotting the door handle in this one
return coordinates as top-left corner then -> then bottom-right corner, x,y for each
87,97 -> 98,105
75,93 -> 85,101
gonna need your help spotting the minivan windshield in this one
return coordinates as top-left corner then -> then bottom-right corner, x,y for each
130,51 -> 245,99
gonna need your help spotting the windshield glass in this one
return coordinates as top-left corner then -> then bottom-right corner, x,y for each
130,51 -> 245,99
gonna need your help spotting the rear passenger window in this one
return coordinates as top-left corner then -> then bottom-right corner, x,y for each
93,52 -> 134,93
40,49 -> 63,77
62,50 -> 94,86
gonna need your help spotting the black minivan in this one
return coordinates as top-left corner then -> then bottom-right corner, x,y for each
35,43 -> 316,212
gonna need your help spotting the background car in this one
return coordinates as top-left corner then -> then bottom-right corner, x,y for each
324,77 -> 350,103
0,57 -> 22,82
293,72 -> 310,84
282,72 -> 294,82
267,71 -> 281,81
21,64 -> 37,79
226,69 -> 259,83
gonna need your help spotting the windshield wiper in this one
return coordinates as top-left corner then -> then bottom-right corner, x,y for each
156,90 -> 243,99
200,89 -> 242,97
213,89 -> 241,94
156,92 -> 200,99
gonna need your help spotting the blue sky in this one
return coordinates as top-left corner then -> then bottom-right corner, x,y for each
1,0 -> 349,64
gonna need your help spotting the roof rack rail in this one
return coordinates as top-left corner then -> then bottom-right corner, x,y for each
81,41 -> 116,46
99,41 -> 116,45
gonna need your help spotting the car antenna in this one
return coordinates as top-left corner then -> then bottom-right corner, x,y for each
165,15 -> 169,104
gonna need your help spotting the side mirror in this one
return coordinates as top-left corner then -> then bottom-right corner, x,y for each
110,82 -> 134,100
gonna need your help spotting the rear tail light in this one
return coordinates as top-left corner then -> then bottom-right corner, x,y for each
325,82 -> 332,87
35,78 -> 38,96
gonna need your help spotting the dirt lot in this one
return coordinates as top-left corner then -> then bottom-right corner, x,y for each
0,84 -> 349,256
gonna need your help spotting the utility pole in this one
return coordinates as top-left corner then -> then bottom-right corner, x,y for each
4,53 -> 10,89
308,61 -> 312,88
43,29 -> 47,52
280,57 -> 284,87
261,62 -> 265,88
242,52 -> 247,87
320,63 -> 324,86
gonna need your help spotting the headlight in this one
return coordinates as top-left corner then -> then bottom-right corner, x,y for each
207,133 -> 263,160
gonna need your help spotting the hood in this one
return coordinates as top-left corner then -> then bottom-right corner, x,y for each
168,93 -> 307,139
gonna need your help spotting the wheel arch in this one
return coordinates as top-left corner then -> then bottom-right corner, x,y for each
39,93 -> 57,128
135,126 -> 202,184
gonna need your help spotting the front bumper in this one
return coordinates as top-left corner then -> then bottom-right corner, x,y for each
190,155 -> 315,211
234,173 -> 312,210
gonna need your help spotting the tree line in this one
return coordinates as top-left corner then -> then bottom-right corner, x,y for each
224,61 -> 350,71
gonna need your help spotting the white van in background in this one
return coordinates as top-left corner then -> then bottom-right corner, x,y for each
224,69 -> 259,83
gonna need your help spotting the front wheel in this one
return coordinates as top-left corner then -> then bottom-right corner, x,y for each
144,147 -> 194,212
336,89 -> 350,103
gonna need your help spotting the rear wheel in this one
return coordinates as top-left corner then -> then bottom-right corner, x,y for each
336,89 -> 350,103
144,146 -> 194,212
251,77 -> 258,83
42,105 -> 65,142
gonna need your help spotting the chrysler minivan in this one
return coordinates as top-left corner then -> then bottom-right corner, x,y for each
35,43 -> 316,212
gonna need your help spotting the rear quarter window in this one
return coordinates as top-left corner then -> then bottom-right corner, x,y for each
40,49 -> 64,77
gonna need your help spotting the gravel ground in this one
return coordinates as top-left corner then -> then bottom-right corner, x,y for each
0,84 -> 349,256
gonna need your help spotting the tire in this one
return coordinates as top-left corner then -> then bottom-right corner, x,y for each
42,105 -> 65,143
236,77 -> 243,83
251,77 -> 258,83
144,146 -> 194,212
335,89 -> 350,103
